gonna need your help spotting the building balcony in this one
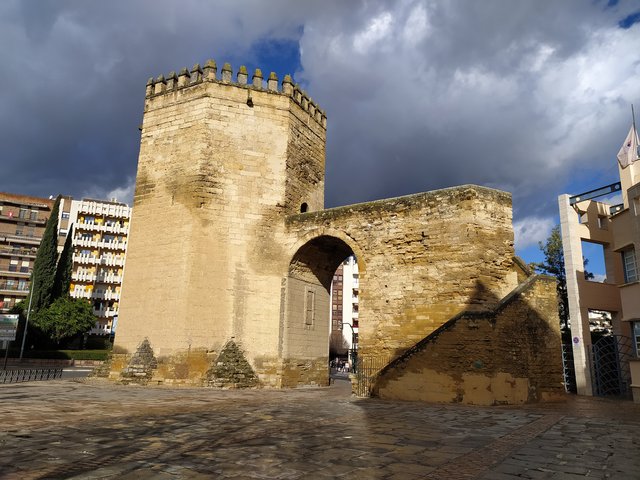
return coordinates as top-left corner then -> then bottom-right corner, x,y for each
91,289 -> 119,301
100,256 -> 125,267
0,213 -> 46,225
3,234 -> 41,246
99,240 -> 127,251
0,287 -> 29,296
75,222 -> 105,233
71,289 -> 93,299
78,202 -> 130,219
0,247 -> 37,258
72,253 -> 100,265
71,272 -> 97,282
0,269 -> 31,278
95,274 -> 122,284
75,238 -> 127,250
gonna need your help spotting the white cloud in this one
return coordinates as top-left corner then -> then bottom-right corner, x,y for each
513,216 -> 555,250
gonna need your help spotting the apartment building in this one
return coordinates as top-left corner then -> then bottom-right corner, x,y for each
61,198 -> 131,335
559,124 -> 640,401
329,255 -> 359,361
0,193 -> 54,313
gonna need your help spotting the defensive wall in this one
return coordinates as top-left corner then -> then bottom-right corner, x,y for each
108,59 -> 564,404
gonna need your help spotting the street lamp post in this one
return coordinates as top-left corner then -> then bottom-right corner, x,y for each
340,322 -> 357,372
19,279 -> 36,361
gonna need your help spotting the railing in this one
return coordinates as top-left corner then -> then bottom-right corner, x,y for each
77,203 -> 130,219
0,247 -> 37,257
73,254 -> 100,264
71,272 -> 97,282
353,355 -> 392,397
0,283 -> 29,293
561,342 -> 577,393
95,275 -> 122,284
0,368 -> 63,384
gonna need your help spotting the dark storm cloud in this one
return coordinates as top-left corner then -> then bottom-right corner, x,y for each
2,0 -> 639,250
298,0 -> 640,246
0,0 -> 308,200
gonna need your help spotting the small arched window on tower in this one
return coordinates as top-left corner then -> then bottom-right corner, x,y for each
300,202 -> 309,213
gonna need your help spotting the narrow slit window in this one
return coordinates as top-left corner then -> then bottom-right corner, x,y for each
305,289 -> 315,325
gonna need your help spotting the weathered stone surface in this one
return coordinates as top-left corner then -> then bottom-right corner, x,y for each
110,61 -> 562,402
120,338 -> 158,385
206,341 -> 259,388
372,275 -> 564,404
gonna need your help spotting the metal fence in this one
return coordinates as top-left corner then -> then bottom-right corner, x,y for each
353,355 -> 392,397
561,342 -> 577,393
0,368 -> 63,384
591,335 -> 632,398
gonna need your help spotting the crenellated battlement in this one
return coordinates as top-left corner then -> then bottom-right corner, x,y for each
145,59 -> 326,128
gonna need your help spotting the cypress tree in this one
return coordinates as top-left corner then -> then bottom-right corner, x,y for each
30,195 -> 61,312
52,224 -> 74,299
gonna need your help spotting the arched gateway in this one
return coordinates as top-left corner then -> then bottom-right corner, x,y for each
108,59 -> 564,404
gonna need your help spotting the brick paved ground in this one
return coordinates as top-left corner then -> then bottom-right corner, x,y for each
0,378 -> 639,479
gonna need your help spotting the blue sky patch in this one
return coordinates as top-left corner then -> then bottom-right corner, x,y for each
619,11 -> 640,28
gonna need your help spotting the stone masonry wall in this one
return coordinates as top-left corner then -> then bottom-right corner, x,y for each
115,62 -> 326,384
285,185 -> 519,366
372,275 -> 564,405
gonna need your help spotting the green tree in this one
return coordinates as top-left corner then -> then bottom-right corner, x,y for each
31,297 -> 96,345
52,224 -> 74,299
30,195 -> 61,312
533,225 -> 569,330
533,225 -> 594,331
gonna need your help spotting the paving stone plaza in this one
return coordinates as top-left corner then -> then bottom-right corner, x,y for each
1,379 -> 639,479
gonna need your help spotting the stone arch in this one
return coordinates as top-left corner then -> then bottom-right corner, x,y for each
280,234 -> 359,387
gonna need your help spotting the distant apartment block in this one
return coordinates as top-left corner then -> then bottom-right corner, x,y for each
0,193 -> 54,313
329,255 -> 359,359
60,198 -> 131,335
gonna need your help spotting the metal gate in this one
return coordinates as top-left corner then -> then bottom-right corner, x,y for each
353,355 -> 392,397
591,335 -> 633,398
561,342 -> 577,393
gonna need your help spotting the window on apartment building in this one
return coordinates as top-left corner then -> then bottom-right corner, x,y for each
20,261 -> 29,273
305,289 -> 315,326
597,216 -> 608,230
26,226 -> 34,237
18,280 -> 26,291
84,215 -> 95,224
634,322 -> 640,357
18,208 -> 28,219
15,223 -> 24,236
6,280 -> 15,289
30,210 -> 38,220
61,212 -> 70,219
622,248 -> 638,283
8,259 -> 18,272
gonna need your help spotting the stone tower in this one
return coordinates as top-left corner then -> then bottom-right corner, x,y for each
114,61 -> 327,384
112,58 -> 562,404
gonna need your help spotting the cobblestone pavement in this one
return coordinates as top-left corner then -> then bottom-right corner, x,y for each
0,379 -> 639,479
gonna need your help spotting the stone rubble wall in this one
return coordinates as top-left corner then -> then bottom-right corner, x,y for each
372,275 -> 564,405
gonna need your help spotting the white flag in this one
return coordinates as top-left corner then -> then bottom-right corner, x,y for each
617,125 -> 640,168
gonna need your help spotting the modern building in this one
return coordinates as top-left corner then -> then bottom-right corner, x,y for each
329,255 -> 359,362
61,198 -> 131,335
0,193 -> 54,313
559,124 -> 640,401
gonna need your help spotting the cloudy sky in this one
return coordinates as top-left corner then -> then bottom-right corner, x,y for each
1,0 -> 639,264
